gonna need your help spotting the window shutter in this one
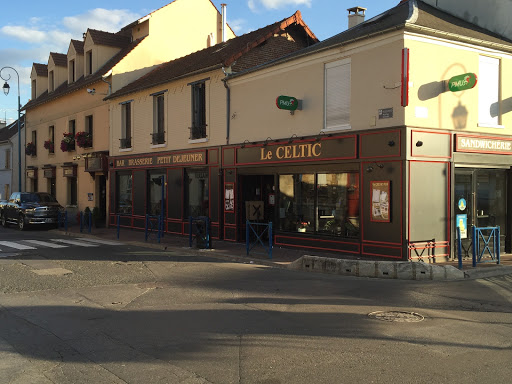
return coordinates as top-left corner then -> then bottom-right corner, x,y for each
325,60 -> 351,130
478,56 -> 500,126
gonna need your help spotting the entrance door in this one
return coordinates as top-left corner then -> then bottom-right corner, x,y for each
239,175 -> 275,240
454,168 -> 507,255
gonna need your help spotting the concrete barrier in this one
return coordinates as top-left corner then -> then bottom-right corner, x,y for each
289,255 -> 465,280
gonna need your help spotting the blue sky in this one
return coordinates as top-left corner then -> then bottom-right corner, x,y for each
0,0 -> 401,123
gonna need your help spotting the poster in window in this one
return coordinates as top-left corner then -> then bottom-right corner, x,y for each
225,183 -> 234,211
371,181 -> 390,222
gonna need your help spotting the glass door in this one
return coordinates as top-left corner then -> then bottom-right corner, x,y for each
455,168 -> 507,256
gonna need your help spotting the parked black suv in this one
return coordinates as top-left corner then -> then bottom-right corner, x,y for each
0,192 -> 64,230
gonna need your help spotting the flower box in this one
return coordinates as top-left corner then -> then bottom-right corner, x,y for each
25,142 -> 36,156
44,140 -> 54,153
60,132 -> 75,152
75,131 -> 92,148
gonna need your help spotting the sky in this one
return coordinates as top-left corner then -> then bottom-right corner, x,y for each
0,0 -> 401,123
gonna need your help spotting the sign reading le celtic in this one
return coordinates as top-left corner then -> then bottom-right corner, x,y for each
448,73 -> 477,92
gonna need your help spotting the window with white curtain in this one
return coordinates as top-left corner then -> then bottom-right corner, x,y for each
478,56 -> 501,127
324,58 -> 351,131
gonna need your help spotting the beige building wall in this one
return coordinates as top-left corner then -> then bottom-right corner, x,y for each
112,0 -> 235,92
227,33 -> 405,143
110,69 -> 228,156
405,34 -> 512,134
30,67 -> 47,99
25,81 -> 110,213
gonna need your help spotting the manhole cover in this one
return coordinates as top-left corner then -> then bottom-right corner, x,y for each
368,311 -> 424,322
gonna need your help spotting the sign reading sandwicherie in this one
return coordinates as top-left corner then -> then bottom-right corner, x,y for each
456,134 -> 512,155
236,135 -> 357,165
448,73 -> 477,92
114,150 -> 207,169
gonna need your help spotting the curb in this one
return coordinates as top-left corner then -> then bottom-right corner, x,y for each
289,255 -> 466,280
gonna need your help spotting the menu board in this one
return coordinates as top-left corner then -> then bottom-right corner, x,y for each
371,181 -> 390,222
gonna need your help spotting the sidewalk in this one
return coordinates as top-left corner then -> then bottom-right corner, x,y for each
59,224 -> 512,280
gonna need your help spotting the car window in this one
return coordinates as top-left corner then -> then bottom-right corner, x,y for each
38,193 -> 57,203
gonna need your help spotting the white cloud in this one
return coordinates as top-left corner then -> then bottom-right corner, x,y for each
248,0 -> 312,12
228,18 -> 247,34
1,26 -> 47,44
62,8 -> 141,35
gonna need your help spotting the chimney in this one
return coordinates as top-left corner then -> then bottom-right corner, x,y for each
347,6 -> 366,29
221,3 -> 227,42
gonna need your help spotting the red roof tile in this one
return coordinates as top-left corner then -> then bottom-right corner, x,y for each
33,63 -> 48,77
107,11 -> 317,100
50,52 -> 67,67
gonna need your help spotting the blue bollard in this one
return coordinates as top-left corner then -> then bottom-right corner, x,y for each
268,222 -> 273,259
472,225 -> 477,267
89,211 -> 92,233
497,226 -> 501,265
457,226 -> 463,270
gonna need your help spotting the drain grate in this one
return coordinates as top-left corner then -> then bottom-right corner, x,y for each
368,311 -> 424,322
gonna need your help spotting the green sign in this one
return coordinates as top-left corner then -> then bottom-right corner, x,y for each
276,95 -> 299,111
448,73 -> 477,92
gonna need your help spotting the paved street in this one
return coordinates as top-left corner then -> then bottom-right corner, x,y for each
0,226 -> 512,383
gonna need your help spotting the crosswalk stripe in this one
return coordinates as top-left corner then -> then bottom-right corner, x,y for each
0,241 -> 36,250
23,240 -> 69,249
50,239 -> 100,247
77,238 -> 123,246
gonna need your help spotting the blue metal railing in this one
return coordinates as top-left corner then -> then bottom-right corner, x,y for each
145,214 -> 162,243
246,220 -> 273,259
472,226 -> 500,267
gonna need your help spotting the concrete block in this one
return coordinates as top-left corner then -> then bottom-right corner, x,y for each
358,260 -> 377,278
444,266 -> 465,280
324,259 -> 339,274
431,265 -> 447,280
376,261 -> 397,279
339,259 -> 358,276
301,256 -> 314,271
311,257 -> 326,272
396,262 -> 414,280
413,263 -> 432,280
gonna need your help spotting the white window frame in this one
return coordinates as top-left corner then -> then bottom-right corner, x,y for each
324,58 -> 351,132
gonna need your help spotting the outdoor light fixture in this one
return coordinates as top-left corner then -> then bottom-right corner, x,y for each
1,66 -> 22,192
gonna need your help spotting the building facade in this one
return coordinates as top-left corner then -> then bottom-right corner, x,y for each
22,0 -> 235,223
0,117 -> 25,200
109,0 -> 512,261
106,12 -> 317,239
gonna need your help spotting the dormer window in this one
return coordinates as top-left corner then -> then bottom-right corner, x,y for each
86,51 -> 92,75
69,59 -> 75,83
49,70 -> 54,92
31,79 -> 36,99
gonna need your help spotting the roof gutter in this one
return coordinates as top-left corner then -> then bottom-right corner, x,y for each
222,67 -> 231,145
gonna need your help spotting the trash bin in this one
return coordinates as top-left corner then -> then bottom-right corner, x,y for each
193,216 -> 211,249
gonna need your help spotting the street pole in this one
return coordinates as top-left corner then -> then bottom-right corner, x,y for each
1,66 -> 22,192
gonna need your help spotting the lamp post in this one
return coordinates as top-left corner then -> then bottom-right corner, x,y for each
1,67 -> 22,192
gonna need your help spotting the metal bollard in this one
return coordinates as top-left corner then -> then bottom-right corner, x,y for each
117,214 -> 120,239
88,211 -> 92,233
268,221 -> 273,259
457,226 -> 462,270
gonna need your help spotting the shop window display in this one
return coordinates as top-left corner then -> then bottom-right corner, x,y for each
186,168 -> 209,217
279,172 -> 359,238
148,172 -> 166,216
117,173 -> 132,214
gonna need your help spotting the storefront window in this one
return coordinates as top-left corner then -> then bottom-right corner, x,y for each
117,173 -> 132,214
279,172 -> 359,238
185,168 -> 209,217
148,171 -> 165,216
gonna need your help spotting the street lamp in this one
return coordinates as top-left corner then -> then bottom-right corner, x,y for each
0,67 -> 22,192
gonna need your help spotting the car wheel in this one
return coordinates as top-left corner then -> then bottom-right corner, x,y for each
18,215 -> 26,231
1,214 -> 8,228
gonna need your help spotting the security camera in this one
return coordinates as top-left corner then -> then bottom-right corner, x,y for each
87,88 -> 96,95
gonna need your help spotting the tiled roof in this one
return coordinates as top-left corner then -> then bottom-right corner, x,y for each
33,63 -> 48,77
70,39 -> 84,55
107,11 -> 317,100
229,0 -> 512,78
50,52 -> 67,67
88,29 -> 132,48
0,116 -> 24,142
23,37 -> 145,111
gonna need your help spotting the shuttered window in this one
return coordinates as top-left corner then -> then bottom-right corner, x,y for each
478,56 -> 500,127
325,59 -> 351,131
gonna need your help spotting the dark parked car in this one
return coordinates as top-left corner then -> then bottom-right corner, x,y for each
1,192 -> 64,230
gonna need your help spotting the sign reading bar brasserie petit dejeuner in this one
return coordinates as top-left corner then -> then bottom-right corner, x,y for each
456,135 -> 512,154
114,150 -> 206,169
